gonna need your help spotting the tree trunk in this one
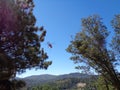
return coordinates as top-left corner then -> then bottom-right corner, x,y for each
110,66 -> 120,90
104,79 -> 109,90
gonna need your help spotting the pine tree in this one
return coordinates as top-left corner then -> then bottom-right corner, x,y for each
66,15 -> 120,89
0,0 -> 51,89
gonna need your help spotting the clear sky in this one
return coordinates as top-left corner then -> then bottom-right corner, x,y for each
17,0 -> 120,78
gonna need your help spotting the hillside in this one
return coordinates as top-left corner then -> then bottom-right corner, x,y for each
22,74 -> 57,87
20,72 -> 97,89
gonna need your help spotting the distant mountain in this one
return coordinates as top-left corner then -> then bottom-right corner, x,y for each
25,74 -> 56,81
22,74 -> 57,87
57,72 -> 90,79
20,72 -> 97,88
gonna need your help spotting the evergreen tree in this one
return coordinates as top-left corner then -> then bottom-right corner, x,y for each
94,76 -> 114,90
0,0 -> 51,89
66,15 -> 120,89
111,14 -> 120,61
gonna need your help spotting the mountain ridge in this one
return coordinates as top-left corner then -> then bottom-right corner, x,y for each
21,72 -> 96,87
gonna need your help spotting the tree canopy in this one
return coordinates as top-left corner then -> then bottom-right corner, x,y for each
66,15 -> 120,89
0,0 -> 51,82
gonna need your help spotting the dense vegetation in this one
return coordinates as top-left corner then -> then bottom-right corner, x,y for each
22,73 -> 98,90
27,74 -> 116,90
66,15 -> 120,89
0,0 -> 51,89
29,77 -> 96,90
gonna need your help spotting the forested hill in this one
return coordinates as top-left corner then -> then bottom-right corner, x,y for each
20,72 -> 97,88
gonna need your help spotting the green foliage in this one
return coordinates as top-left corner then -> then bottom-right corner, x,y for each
29,77 -> 97,90
111,15 -> 120,58
0,0 -> 51,89
12,79 -> 26,89
66,15 -> 120,89
31,84 -> 59,90
94,76 -> 114,90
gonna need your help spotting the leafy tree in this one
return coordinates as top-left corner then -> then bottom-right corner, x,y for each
66,15 -> 120,89
0,0 -> 51,89
11,79 -> 26,90
111,15 -> 120,61
30,77 -> 97,90
32,84 -> 59,90
94,75 -> 114,90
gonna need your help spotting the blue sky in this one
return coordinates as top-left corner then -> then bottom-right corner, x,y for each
17,0 -> 120,78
